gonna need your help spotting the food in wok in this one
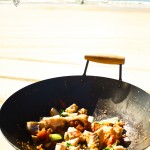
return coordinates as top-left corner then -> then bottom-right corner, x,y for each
1,54 -> 150,150
26,103 -> 127,150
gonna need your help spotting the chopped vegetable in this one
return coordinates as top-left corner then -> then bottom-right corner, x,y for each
88,116 -> 94,123
103,141 -> 119,150
66,142 -> 72,148
49,134 -> 63,141
59,109 -> 65,116
37,128 -> 47,140
50,108 -> 60,116
103,147 -> 114,150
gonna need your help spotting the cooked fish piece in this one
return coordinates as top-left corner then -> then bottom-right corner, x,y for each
94,127 -> 104,148
95,125 -> 112,137
55,144 -> 80,150
61,112 -> 78,117
65,104 -> 78,113
27,115 -> 66,131
113,124 -> 124,140
95,124 -> 124,147
55,143 -> 66,150
78,108 -> 87,115
113,145 -> 127,150
55,138 -> 80,150
87,132 -> 100,150
95,125 -> 117,147
64,138 -> 80,146
65,114 -> 88,125
68,145 -> 80,150
26,122 -> 40,135
82,130 -> 92,142
40,115 -> 66,129
64,127 -> 81,141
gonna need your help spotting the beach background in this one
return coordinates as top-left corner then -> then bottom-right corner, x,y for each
0,0 -> 150,149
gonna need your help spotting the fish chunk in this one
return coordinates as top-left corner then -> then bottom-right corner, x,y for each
26,122 -> 40,135
55,143 -> 66,150
55,138 -> 80,150
78,108 -> 87,115
65,114 -> 88,125
82,130 -> 92,142
65,104 -> 78,113
40,115 -> 66,129
87,133 -> 100,150
114,145 -> 127,150
64,127 -> 81,141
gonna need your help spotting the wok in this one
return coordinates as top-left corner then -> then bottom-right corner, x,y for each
0,54 -> 150,150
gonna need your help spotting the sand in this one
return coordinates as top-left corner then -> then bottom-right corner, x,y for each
0,3 -> 150,149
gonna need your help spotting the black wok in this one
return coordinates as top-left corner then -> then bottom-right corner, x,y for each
0,54 -> 150,150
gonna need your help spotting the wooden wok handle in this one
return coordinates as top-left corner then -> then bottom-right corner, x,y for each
84,54 -> 125,65
84,54 -> 125,80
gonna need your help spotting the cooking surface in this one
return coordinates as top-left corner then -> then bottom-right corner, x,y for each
0,3 -> 150,150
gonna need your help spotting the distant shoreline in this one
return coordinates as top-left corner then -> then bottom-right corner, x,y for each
0,0 -> 150,8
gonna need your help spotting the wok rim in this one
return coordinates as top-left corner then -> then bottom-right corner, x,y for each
1,75 -> 150,109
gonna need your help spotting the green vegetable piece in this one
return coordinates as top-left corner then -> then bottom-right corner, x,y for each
59,109 -> 65,116
49,134 -> 62,141
103,140 -> 118,150
66,142 -> 72,148
103,146 -> 114,150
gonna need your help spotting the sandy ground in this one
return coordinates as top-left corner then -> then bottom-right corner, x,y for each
0,3 -> 150,149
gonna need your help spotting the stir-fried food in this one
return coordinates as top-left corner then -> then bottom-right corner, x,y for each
26,104 -> 127,150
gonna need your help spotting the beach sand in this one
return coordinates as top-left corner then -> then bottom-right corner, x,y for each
0,3 -> 150,149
